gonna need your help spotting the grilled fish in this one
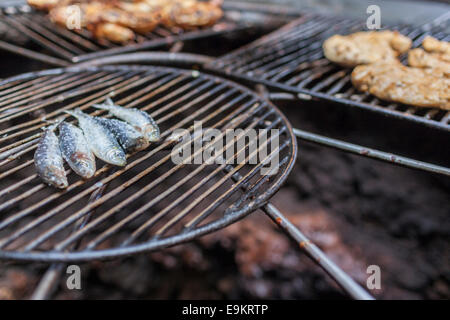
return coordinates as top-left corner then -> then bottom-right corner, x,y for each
58,121 -> 96,179
34,123 -> 68,189
93,98 -> 160,142
95,117 -> 150,152
65,109 -> 127,166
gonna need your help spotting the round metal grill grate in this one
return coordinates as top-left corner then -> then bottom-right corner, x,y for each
0,65 -> 296,262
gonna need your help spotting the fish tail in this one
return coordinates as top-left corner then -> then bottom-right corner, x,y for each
64,108 -> 85,118
105,97 -> 115,106
41,116 -> 65,131
92,103 -> 111,111
63,110 -> 77,118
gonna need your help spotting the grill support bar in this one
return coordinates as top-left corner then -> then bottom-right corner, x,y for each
263,203 -> 374,300
0,40 -> 69,67
293,128 -> 450,176
31,181 -> 109,300
223,161 -> 374,300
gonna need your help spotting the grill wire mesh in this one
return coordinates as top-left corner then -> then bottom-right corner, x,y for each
208,12 -> 450,130
0,65 -> 296,262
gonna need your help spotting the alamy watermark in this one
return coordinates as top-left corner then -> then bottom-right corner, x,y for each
366,5 -> 381,29
169,121 -> 280,176
66,265 -> 81,290
366,265 -> 381,290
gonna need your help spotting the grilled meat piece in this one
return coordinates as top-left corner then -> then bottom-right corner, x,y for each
423,36 -> 450,55
50,2 -> 159,36
88,22 -> 135,43
323,31 -> 412,67
49,4 -> 88,29
160,0 -> 223,29
28,0 -> 94,11
28,0 -> 69,11
84,2 -> 160,34
408,37 -> 450,75
33,0 -> 223,42
351,61 -> 450,110
408,48 -> 450,76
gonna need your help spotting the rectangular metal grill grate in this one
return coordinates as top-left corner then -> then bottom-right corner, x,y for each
0,3 -> 251,65
209,12 -> 450,131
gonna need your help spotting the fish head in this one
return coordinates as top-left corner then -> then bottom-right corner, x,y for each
129,137 -> 150,152
71,152 -> 96,179
143,125 -> 161,142
105,147 -> 127,167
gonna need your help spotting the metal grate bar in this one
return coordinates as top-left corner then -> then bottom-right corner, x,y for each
0,72 -> 106,110
4,15 -> 75,59
0,71 -> 131,124
14,14 -> 85,55
30,14 -> 103,51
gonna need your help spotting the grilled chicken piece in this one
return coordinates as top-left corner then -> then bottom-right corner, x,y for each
49,4 -> 88,29
408,37 -> 450,75
351,61 -> 450,110
88,22 -> 135,43
28,0 -> 69,11
423,36 -> 450,55
323,31 -> 412,67
50,2 -> 159,36
117,1 -> 161,13
160,0 -> 223,29
84,2 -> 160,33
28,0 -> 93,11
408,48 -> 450,76
36,0 -> 223,42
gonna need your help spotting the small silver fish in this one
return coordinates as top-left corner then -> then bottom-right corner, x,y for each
65,109 -> 127,167
34,123 -> 68,189
95,117 -> 150,152
58,121 -> 96,179
93,98 -> 160,142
